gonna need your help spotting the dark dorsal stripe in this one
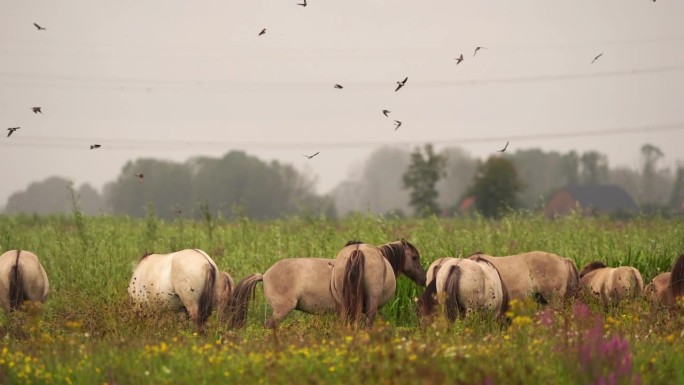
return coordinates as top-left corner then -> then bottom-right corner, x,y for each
579,261 -> 607,278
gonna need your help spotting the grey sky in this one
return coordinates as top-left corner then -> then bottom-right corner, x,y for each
1,0 -> 683,205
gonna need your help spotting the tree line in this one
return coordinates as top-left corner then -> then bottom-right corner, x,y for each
3,151 -> 334,220
3,144 -> 683,219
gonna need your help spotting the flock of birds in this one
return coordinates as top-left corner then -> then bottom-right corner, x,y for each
8,9 -> 614,165
7,23 -> 103,150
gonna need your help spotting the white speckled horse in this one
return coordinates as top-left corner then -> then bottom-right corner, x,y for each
418,257 -> 508,321
128,249 -> 233,331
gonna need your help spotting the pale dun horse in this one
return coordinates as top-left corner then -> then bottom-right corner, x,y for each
579,261 -> 644,305
418,257 -> 509,321
330,240 -> 426,327
645,252 -> 684,307
0,250 -> 50,312
229,240 -> 426,329
128,249 -> 234,331
469,251 -> 580,304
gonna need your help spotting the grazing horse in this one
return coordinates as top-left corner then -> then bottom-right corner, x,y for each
330,240 -> 426,326
579,261 -> 644,305
418,257 -> 509,321
230,240 -> 426,329
645,252 -> 684,307
0,250 -> 50,312
469,251 -> 580,304
128,249 -> 234,331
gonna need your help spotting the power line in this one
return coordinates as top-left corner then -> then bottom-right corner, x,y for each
1,64 -> 683,93
2,122 -> 683,151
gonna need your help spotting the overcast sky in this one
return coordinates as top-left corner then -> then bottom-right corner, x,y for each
1,0 -> 683,205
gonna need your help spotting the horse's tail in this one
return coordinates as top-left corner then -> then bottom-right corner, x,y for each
564,258 -> 581,298
341,249 -> 365,325
444,265 -> 465,322
670,252 -> 684,299
196,263 -> 217,329
9,250 -> 25,311
417,276 -> 438,319
228,273 -> 263,329
496,268 -> 510,318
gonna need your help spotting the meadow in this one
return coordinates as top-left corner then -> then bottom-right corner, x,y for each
1,210 -> 684,385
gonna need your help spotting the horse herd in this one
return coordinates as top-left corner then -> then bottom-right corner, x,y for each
1,241 -> 683,331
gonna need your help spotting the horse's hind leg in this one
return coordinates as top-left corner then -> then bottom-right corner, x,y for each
364,298 -> 380,328
264,300 -> 297,329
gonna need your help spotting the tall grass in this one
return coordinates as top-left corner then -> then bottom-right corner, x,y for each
0,212 -> 682,384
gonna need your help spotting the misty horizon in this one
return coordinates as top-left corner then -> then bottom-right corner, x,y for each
2,1 -> 683,209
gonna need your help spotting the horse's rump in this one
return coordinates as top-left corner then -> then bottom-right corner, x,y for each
670,252 -> 684,298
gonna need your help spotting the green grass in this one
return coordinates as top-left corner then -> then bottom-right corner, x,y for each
0,211 -> 683,384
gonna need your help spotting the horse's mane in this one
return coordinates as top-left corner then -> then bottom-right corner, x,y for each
579,261 -> 607,278
402,239 -> 420,259
378,242 -> 405,274
139,252 -> 153,261
345,240 -> 363,247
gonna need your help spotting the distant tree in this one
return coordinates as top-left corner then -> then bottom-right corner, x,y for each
332,147 -> 411,215
402,144 -> 446,217
640,144 -> 666,204
561,150 -> 580,185
468,156 -> 523,218
105,159 -> 194,219
77,183 -> 106,214
437,147 -> 477,211
508,149 -> 566,209
5,176 -> 74,214
580,151 -> 609,184
669,166 -> 684,209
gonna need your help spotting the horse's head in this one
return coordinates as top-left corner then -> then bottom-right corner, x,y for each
400,239 -> 426,286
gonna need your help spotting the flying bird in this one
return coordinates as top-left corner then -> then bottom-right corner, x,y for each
334,84 -> 343,89
591,53 -> 604,64
135,173 -> 144,181
474,46 -> 487,57
497,141 -> 509,153
394,120 -> 402,130
258,28 -> 266,36
303,152 -> 320,159
395,77 -> 408,92
33,23 -> 46,31
6,127 -> 20,137
297,0 -> 307,6
31,107 -> 42,114
455,54 -> 464,65
90,144 -> 101,150
382,109 -> 390,117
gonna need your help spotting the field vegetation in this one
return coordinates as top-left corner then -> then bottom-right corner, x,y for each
1,210 -> 684,384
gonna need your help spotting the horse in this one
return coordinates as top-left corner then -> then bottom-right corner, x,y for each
330,240 -> 426,326
128,249 -> 234,331
418,257 -> 509,321
468,251 -> 580,304
645,252 -> 684,307
230,239 -> 426,329
0,250 -> 50,312
579,261 -> 644,305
